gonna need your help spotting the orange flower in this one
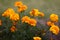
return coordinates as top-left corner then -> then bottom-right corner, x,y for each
46,21 -> 54,26
28,18 -> 37,26
38,12 -> 44,17
50,25 -> 59,35
2,8 -> 15,17
10,26 -> 17,32
21,16 -> 37,26
10,13 -> 20,21
0,20 -> 2,26
15,1 -> 27,12
18,5 -> 27,12
33,37 -> 41,40
50,14 -> 58,22
15,1 -> 23,7
21,16 -> 30,23
30,9 -> 39,16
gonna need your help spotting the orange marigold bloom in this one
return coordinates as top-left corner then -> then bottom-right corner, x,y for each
10,26 -> 17,32
33,37 -> 41,40
50,14 -> 58,22
21,16 -> 37,26
15,1 -> 27,12
38,12 -> 44,17
30,9 -> 39,16
2,8 -> 15,17
28,18 -> 37,26
46,21 -> 54,26
21,16 -> 30,23
18,5 -> 27,12
10,13 -> 20,21
15,1 -> 23,7
0,20 -> 2,26
50,25 -> 59,35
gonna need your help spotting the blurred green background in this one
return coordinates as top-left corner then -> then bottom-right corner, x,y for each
0,0 -> 60,18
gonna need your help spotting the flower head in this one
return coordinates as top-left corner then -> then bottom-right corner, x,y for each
18,5 -> 27,12
10,13 -> 20,21
21,16 -> 37,26
46,21 -> 54,26
28,18 -> 37,26
50,25 -> 59,35
15,1 -> 27,12
50,14 -> 58,22
30,9 -> 39,16
38,12 -> 44,17
10,26 -> 17,32
15,1 -> 23,7
2,8 -> 15,17
33,37 -> 41,40
21,16 -> 30,23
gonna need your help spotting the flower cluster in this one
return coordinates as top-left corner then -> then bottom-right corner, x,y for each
2,8 -> 20,21
46,13 -> 59,35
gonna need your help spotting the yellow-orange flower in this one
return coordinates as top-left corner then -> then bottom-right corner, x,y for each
30,9 -> 39,16
10,26 -> 17,32
15,1 -> 27,12
38,12 -> 44,17
10,13 -> 20,21
0,20 -> 2,26
50,25 -> 59,35
18,5 -> 27,12
46,21 -> 54,26
21,16 -> 37,26
28,18 -> 37,26
33,37 -> 41,40
15,1 -> 23,7
50,14 -> 58,22
2,8 -> 15,17
21,16 -> 30,23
